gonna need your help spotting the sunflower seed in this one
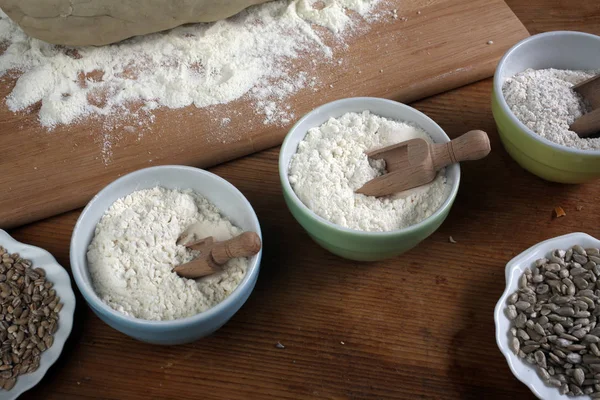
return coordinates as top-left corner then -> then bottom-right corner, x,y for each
557,307 -> 575,317
549,314 -> 567,322
509,336 -> 519,354
534,322 -> 545,336
515,301 -> 531,311
560,333 -> 579,342
546,271 -> 561,280
505,305 -> 517,320
574,368 -> 586,385
519,274 -> 528,288
553,296 -> 573,304
3,377 -> 15,390
527,328 -> 543,342
559,383 -> 569,395
575,318 -> 591,326
549,377 -> 562,387
572,384 -> 585,396
586,335 -> 600,344
575,310 -> 591,318
547,357 -> 560,368
572,329 -> 587,339
571,245 -> 586,256
534,350 -> 547,368
522,345 -> 540,353
555,249 -> 567,258
516,329 -> 529,341
567,353 -> 582,364
584,355 -> 600,364
538,316 -> 549,326
515,313 -> 527,328
538,367 -> 551,381
547,263 -> 562,272
574,276 -> 590,290
553,349 -> 567,358
535,283 -> 549,293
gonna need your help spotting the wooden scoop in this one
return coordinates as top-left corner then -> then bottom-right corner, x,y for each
356,130 -> 491,198
571,74 -> 600,138
173,232 -> 262,279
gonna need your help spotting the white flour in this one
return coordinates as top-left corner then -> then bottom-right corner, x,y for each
288,111 -> 451,232
0,0 -> 382,130
87,187 -> 248,321
502,68 -> 600,151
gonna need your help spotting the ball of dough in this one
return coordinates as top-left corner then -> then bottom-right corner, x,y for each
0,0 -> 270,46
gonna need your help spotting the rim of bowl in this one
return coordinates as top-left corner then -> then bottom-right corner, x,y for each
493,232 -> 600,399
493,30 -> 600,156
278,97 -> 461,237
70,165 -> 262,328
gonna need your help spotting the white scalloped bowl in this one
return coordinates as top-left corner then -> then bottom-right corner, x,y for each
494,232 -> 600,400
0,230 -> 76,400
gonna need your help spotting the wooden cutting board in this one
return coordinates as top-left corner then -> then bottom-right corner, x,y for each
0,0 -> 528,229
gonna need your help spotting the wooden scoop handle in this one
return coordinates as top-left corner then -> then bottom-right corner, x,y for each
570,108 -> 600,138
211,232 -> 262,265
432,130 -> 491,170
573,74 -> 600,109
172,232 -> 262,279
172,259 -> 219,279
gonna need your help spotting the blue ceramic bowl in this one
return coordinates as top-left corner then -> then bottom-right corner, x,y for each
70,166 -> 262,345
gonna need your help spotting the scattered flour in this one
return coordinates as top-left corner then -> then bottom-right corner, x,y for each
87,187 -> 249,321
0,0 -> 382,130
502,68 -> 600,151
288,111 -> 452,232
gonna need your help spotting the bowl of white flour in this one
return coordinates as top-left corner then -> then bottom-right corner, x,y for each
279,97 -> 460,261
70,166 -> 262,344
492,31 -> 600,184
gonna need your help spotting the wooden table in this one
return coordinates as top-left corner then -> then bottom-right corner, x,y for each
7,1 -> 600,398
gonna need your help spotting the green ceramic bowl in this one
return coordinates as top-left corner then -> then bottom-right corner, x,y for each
278,97 -> 460,261
492,31 -> 600,183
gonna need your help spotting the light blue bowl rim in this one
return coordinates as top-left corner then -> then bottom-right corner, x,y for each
278,96 -> 461,238
70,165 -> 263,329
493,30 -> 600,156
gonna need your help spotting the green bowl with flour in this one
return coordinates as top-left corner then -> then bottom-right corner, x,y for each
278,97 -> 460,261
492,31 -> 600,183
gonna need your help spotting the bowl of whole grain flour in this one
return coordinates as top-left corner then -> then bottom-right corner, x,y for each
279,97 -> 460,261
70,166 -> 262,345
492,31 -> 600,183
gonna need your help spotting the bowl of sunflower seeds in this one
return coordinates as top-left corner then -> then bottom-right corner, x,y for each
495,232 -> 600,399
0,230 -> 75,400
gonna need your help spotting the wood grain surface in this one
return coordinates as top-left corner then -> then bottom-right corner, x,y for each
0,0 -> 529,229
5,0 -> 600,399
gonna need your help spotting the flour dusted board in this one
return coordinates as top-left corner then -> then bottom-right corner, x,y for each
0,0 -> 528,229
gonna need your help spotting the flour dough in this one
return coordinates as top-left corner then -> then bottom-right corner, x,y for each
0,0 -> 271,46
